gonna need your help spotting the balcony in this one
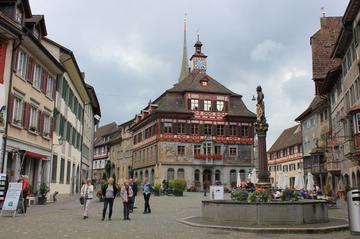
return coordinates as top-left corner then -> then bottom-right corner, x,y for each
306,163 -> 326,174
326,160 -> 341,172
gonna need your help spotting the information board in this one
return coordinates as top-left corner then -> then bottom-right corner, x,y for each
2,183 -> 22,211
209,185 -> 224,200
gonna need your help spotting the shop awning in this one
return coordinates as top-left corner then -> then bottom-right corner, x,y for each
25,151 -> 49,160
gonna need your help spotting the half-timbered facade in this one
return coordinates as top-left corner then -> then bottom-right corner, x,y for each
131,34 -> 256,190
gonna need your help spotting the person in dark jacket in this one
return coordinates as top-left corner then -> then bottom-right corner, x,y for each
129,178 -> 137,212
101,177 -> 118,221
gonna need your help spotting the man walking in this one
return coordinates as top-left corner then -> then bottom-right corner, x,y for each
142,177 -> 152,214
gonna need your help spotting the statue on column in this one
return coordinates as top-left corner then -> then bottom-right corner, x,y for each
256,86 -> 265,122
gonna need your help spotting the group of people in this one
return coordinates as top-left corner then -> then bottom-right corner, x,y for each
80,177 -> 152,221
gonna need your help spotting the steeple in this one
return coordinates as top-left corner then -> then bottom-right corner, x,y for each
178,14 -> 190,82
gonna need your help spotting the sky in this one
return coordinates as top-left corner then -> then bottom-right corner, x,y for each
30,0 -> 349,147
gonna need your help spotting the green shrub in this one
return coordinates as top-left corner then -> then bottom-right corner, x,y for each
281,189 -> 300,201
169,179 -> 187,193
248,191 -> 269,203
154,183 -> 161,192
231,189 -> 249,202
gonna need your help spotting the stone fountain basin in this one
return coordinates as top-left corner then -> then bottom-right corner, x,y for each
201,200 -> 329,225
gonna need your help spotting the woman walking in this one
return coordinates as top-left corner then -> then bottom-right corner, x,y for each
101,177 -> 118,221
142,177 -> 152,214
80,178 -> 94,219
120,180 -> 133,220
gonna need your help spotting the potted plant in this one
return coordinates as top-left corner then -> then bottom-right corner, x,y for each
154,183 -> 161,196
38,183 -> 49,205
171,179 -> 187,196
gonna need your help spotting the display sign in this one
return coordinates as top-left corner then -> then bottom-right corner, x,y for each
2,183 -> 22,211
209,185 -> 224,200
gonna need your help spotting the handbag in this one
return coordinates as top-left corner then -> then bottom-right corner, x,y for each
80,196 -> 85,205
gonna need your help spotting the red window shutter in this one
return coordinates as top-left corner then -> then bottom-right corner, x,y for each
50,117 -> 53,138
13,49 -> 19,72
26,57 -> 34,83
41,70 -> 48,94
8,94 -> 14,123
22,102 -> 28,129
0,42 -> 7,84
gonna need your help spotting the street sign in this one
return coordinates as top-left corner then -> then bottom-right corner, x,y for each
1,182 -> 22,217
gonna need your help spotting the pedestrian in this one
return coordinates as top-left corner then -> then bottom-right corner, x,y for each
129,178 -> 137,212
19,175 -> 30,214
101,177 -> 118,221
120,180 -> 133,220
142,177 -> 152,214
203,180 -> 209,196
80,178 -> 94,220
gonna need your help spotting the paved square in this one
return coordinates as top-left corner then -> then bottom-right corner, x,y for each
0,192 -> 357,239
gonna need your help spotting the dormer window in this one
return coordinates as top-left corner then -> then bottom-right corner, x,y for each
15,7 -> 23,23
34,29 -> 40,38
200,80 -> 208,87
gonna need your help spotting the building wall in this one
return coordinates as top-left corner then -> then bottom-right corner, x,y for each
82,104 -> 94,178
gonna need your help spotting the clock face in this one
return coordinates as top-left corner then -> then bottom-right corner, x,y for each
194,59 -> 206,70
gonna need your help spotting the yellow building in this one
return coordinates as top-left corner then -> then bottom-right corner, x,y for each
267,125 -> 303,188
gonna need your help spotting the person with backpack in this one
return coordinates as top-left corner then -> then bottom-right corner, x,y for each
101,177 -> 118,221
142,177 -> 152,214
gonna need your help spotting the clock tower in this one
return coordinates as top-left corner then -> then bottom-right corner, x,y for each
190,34 -> 208,72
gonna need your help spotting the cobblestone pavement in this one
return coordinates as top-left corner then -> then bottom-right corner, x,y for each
0,192 -> 357,239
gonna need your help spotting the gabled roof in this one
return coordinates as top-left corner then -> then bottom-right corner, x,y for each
168,71 -> 240,96
268,125 -> 302,153
295,96 -> 327,121
94,122 -> 117,147
310,17 -> 342,80
25,14 -> 47,36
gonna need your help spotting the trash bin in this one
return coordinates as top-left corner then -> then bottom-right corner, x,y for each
347,189 -> 360,235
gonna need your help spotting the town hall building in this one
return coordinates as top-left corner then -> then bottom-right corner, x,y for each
130,19 -> 256,190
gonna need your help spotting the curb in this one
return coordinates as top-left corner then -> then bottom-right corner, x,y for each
177,216 -> 349,234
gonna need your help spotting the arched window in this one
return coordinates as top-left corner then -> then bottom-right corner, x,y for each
357,170 -> 360,189
194,169 -> 200,182
215,170 -> 221,181
145,170 -> 149,178
150,169 -> 155,184
230,169 -> 237,187
140,171 -> 143,180
177,168 -> 185,179
167,168 -> 175,180
135,172 -> 138,179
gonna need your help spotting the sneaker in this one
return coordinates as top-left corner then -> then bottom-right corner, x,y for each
108,218 -> 112,221
83,216 -> 86,220
143,212 -> 148,214
101,218 -> 105,221
126,218 -> 131,220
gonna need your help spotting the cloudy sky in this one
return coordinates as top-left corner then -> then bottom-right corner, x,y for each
31,0 -> 348,147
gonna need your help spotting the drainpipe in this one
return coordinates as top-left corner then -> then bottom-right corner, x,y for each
1,36 -> 22,174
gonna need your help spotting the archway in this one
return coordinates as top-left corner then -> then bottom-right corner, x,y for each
145,170 -> 149,178
215,170 -> 221,182
150,169 -> 155,184
140,171 -> 143,181
203,169 -> 212,186
194,169 -> 200,190
167,168 -> 174,180
344,174 -> 350,188
357,170 -> 360,189
352,172 -> 356,188
239,169 -> 246,181
177,168 -> 185,179
230,169 -> 237,187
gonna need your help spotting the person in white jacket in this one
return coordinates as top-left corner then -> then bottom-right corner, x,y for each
120,180 -> 133,220
81,178 -> 94,219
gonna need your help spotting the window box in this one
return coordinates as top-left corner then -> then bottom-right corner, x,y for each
194,154 -> 206,159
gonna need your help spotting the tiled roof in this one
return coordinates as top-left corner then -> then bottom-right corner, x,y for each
311,17 -> 342,80
268,125 -> 302,153
295,96 -> 327,121
94,122 -> 117,146
168,71 -> 240,96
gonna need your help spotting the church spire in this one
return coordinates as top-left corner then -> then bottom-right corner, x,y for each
178,14 -> 190,82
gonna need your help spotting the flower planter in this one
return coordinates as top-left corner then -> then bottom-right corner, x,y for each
174,191 -> 183,197
37,196 -> 47,205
